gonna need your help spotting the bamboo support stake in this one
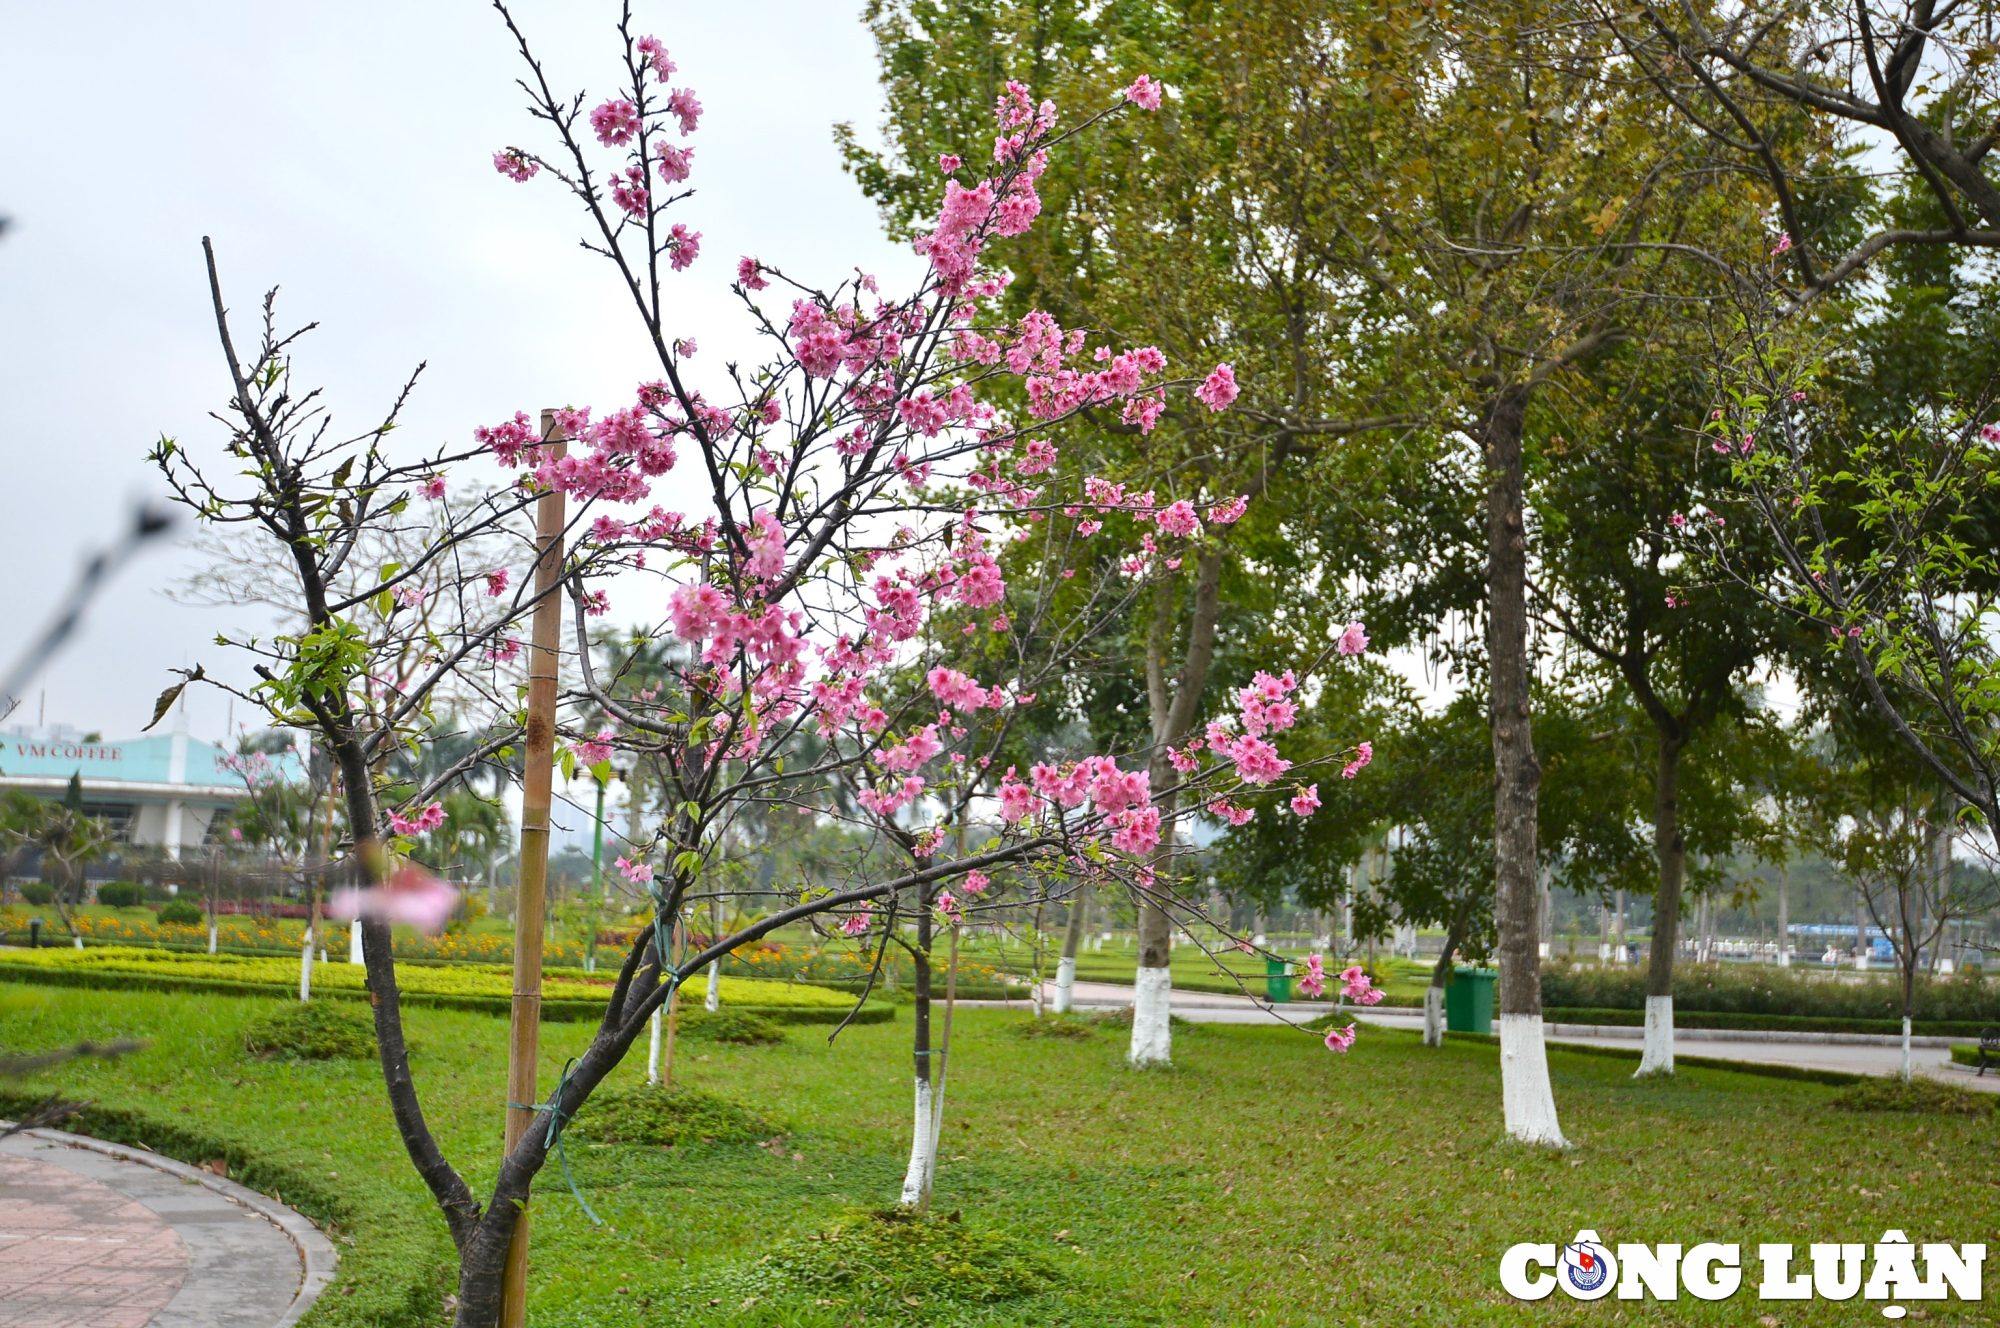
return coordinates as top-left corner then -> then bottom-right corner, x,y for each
499,411 -> 567,1328
663,915 -> 683,1089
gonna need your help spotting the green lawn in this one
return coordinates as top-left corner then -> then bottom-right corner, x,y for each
1,980 -> 1990,1324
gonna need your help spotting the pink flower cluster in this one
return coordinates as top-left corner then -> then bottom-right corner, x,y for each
1342,741 -> 1373,779
615,856 -> 654,883
574,729 -> 617,766
388,802 -> 446,836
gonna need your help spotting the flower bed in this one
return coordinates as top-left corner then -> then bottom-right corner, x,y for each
0,945 -> 888,1024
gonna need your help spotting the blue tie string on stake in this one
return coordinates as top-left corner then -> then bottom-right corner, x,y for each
507,1057 -> 602,1226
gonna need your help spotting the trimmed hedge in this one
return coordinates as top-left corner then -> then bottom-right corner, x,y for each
1544,1006 -> 1993,1038
0,954 -> 894,1026
1542,961 -> 2000,1023
95,882 -> 145,908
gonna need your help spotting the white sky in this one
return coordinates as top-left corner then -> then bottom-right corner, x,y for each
0,1 -> 918,772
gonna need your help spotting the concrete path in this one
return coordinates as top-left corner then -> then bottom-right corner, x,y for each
1011,979 -> 2000,1090
0,1128 -> 336,1328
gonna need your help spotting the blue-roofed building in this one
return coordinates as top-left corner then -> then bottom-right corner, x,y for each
0,711 -> 302,857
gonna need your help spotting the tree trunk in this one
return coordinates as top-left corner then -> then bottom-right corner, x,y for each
1614,887 -> 1627,964
1424,899 -> 1475,1047
1054,883 -> 1087,1014
899,902 -> 935,1206
1777,861 -> 1790,967
1485,385 -> 1565,1146
1638,738 -> 1686,1075
1130,552 -> 1224,1067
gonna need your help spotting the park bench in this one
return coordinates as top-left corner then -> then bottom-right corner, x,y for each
1980,1028 -> 2000,1077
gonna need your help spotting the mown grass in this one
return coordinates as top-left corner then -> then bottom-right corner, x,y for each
1,980 -> 1993,1324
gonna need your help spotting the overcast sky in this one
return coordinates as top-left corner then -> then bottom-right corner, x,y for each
0,1 -> 917,758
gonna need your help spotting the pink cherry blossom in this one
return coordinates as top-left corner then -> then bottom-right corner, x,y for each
388,801 -> 447,836
574,728 -> 616,766
1210,494 -> 1248,524
611,165 -> 649,218
1337,620 -> 1368,656
1196,363 -> 1239,411
330,863 -> 459,934
494,149 -> 539,182
667,87 -> 702,134
1341,741 -> 1373,779
422,474 -> 446,500
667,223 -> 701,270
1290,783 -> 1321,816
938,153 -> 961,172
485,569 -> 510,597
1155,499 -> 1201,538
395,585 -> 427,609
1124,75 -> 1164,109
1109,805 -> 1162,855
635,35 -> 675,82
1297,952 -> 1326,998
743,509 -> 787,579
615,855 -> 654,883
1323,1022 -> 1356,1053
841,907 -> 873,936
962,870 -> 990,895
590,99 -> 640,146
1205,799 -> 1255,827
1770,232 -> 1792,256
1226,734 -> 1290,785
654,141 -> 694,183
737,257 -> 768,291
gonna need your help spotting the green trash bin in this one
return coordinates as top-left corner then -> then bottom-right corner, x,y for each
1444,965 -> 1496,1033
1265,957 -> 1293,1004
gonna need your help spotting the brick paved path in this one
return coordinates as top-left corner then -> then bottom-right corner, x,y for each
0,1151 -> 188,1327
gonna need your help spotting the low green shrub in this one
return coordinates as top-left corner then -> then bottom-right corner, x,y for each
95,882 -> 145,908
242,1001 -> 376,1061
156,900 -> 203,926
1086,1006 -> 1194,1031
569,1082 -> 776,1146
1831,1075 -> 1994,1116
678,1009 -> 785,1045
16,883 -> 53,905
1012,1014 -> 1097,1040
758,1209 -> 1059,1306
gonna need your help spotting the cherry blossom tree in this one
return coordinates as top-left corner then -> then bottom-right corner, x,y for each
155,7 -> 1371,1321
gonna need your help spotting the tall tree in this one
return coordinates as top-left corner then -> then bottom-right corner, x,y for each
1534,353 -> 1799,1072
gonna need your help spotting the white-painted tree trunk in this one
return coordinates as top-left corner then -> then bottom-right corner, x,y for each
348,921 -> 363,964
208,922 -> 218,955
705,961 -> 721,1011
1635,994 -> 1674,1075
1499,1014 -> 1567,1147
1902,1015 -> 1913,1081
72,933 -> 82,950
1052,956 -> 1076,1014
898,1077 -> 934,1207
1128,964 -> 1172,1066
1423,985 -> 1445,1047
298,926 -> 314,1002
648,1008 -> 662,1084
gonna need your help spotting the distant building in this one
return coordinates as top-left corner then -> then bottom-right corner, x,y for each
0,713 -> 299,858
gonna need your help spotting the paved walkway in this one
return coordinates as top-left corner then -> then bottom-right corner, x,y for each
1015,979 -> 2000,1090
0,1129 -> 335,1328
